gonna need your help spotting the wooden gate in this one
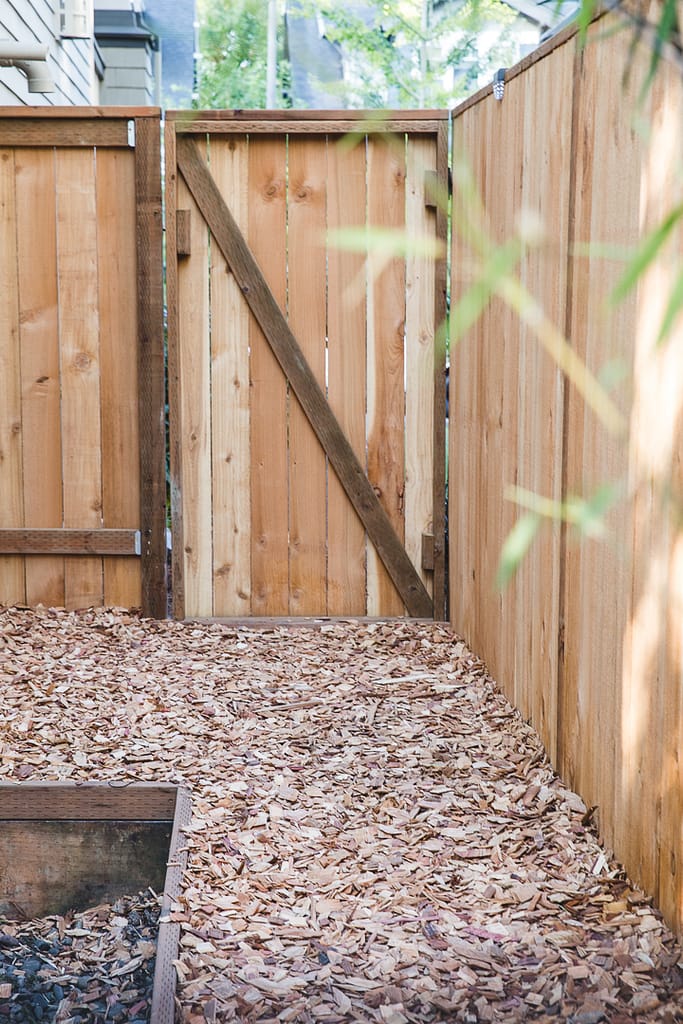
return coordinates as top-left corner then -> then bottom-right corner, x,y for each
166,110 -> 448,620
0,109 -> 166,618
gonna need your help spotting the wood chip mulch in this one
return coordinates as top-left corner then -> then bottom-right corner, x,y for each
0,605 -> 681,1023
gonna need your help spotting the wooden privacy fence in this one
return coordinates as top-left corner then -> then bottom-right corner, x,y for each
166,110 -> 448,621
450,11 -> 683,933
0,109 -> 166,618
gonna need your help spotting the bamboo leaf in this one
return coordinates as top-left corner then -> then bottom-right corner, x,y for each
611,204 -> 683,304
496,513 -> 542,590
656,266 -> 683,346
577,0 -> 597,45
328,225 -> 444,259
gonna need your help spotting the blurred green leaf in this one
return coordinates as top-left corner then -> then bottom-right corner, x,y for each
611,204 -> 683,304
657,266 -> 683,346
496,513 -> 541,590
577,0 -> 597,45
598,357 -> 629,392
328,225 -> 444,259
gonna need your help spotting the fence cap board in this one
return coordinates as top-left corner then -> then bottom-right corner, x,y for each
0,106 -> 161,119
169,109 -> 449,135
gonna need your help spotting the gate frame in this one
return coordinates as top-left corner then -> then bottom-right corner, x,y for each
165,109 -> 448,621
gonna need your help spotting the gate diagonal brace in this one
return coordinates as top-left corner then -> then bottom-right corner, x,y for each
176,136 -> 433,619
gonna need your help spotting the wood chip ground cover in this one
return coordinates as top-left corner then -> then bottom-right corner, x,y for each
0,607 -> 681,1023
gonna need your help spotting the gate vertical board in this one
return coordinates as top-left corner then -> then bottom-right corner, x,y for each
58,148 -> 103,610
97,149 -> 141,609
366,135 -> 407,616
168,111 -> 448,620
209,138 -> 251,618
326,142 -> 367,614
15,149 -> 63,607
405,137 -> 437,614
0,109 -> 165,617
288,137 -> 328,615
0,147 -> 23,605
176,141 -> 212,617
248,137 -> 289,616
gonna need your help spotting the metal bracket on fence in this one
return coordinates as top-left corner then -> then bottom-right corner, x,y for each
493,68 -> 507,101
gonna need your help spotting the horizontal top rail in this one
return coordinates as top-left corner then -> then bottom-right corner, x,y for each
0,105 -> 161,118
169,108 -> 449,135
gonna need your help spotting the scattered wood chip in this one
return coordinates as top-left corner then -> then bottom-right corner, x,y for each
1,606 -> 682,1021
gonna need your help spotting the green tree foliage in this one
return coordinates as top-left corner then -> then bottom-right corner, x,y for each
196,0 -> 517,109
303,0 -> 518,108
196,0 -> 290,109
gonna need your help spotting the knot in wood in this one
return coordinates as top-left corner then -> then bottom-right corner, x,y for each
73,351 -> 92,372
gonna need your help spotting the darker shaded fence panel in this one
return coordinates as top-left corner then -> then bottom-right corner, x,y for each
0,108 -> 166,618
449,13 -> 683,935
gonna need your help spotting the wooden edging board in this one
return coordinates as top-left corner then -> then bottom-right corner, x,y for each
0,782 -> 191,1024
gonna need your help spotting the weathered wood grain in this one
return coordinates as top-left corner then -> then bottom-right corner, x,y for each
15,147 -> 64,607
209,136 -> 252,617
288,137 -> 328,614
177,137 -> 433,619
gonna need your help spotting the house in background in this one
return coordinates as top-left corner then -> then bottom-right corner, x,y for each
284,0 -> 580,108
0,0 -> 99,104
0,0 -> 195,106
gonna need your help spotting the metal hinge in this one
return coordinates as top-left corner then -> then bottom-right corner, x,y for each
127,120 -> 136,148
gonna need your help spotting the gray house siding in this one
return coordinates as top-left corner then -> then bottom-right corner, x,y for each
0,0 -> 97,105
94,6 -> 157,106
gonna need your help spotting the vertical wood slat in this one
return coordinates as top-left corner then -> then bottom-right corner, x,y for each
288,137 -> 328,615
134,115 -> 167,620
98,148 -> 141,610
0,147 -> 24,606
327,140 -> 367,615
248,138 -> 289,616
165,122 -> 184,619
56,148 -> 103,610
177,141 -> 212,618
15,147 -> 64,608
561,26 -> 640,854
209,137 -> 251,617
366,134 -> 407,616
431,120 -> 449,623
405,137 -> 436,605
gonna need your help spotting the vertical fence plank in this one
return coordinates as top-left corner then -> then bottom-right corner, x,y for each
56,149 -> 103,610
618,55 -> 683,921
367,134 -> 407,615
450,110 -> 484,652
562,26 -> 640,857
177,143 -> 213,617
166,122 -> 184,618
15,148 -> 64,608
288,137 -> 328,614
0,148 -> 25,606
405,137 -> 435,605
511,44 -> 573,761
248,137 -> 289,615
97,148 -> 141,610
134,115 -> 166,620
209,137 -> 251,617
327,139 -> 368,615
